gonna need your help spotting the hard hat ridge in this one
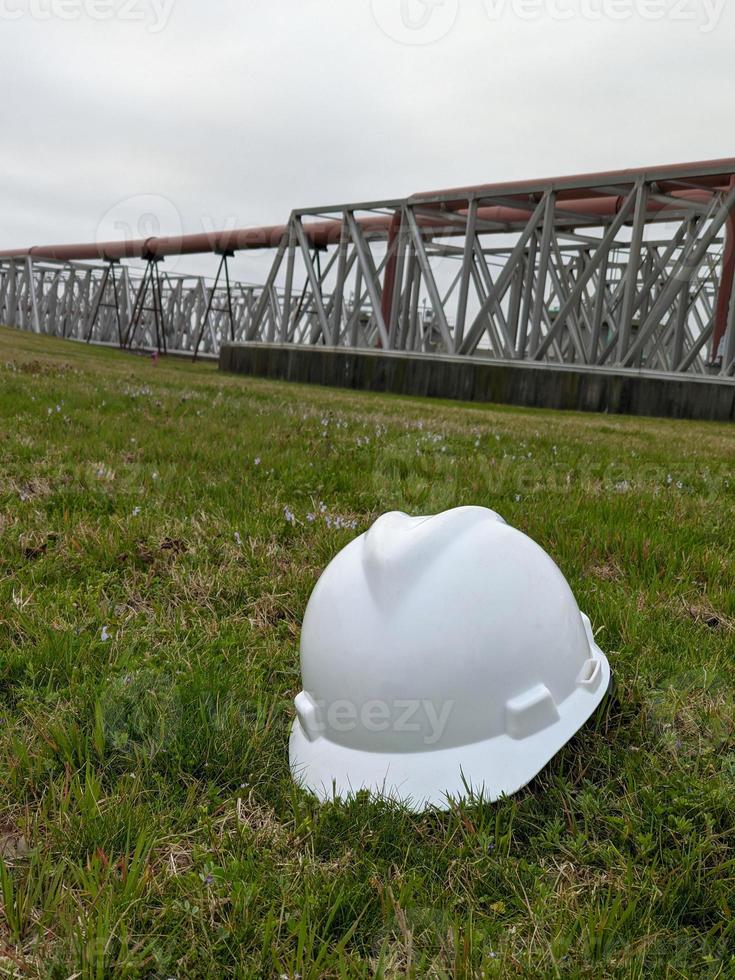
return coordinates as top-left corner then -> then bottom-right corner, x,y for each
362,507 -> 505,604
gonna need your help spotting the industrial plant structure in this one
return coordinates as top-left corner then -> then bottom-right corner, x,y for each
2,158 -> 735,379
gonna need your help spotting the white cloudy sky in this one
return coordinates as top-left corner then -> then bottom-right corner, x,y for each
1,0 -> 733,281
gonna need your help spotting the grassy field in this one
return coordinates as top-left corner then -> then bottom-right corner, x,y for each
0,325 -> 734,978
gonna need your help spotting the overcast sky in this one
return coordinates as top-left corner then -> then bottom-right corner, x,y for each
2,0 -> 733,280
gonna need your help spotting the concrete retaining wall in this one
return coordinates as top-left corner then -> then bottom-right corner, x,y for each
219,343 -> 735,422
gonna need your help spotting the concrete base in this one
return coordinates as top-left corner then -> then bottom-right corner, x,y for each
219,344 -> 735,422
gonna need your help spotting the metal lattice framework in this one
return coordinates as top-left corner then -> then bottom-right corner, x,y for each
2,159 -> 735,375
0,257 -> 272,358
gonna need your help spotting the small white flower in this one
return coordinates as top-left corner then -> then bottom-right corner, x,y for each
101,627 -> 111,643
152,471 -> 159,481
515,494 -> 521,502
132,506 -> 142,517
254,458 -> 261,467
234,532 -> 242,546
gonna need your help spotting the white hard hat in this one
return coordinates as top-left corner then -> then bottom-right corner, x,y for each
290,506 -> 611,811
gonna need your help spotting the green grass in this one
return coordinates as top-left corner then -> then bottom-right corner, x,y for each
0,325 -> 733,978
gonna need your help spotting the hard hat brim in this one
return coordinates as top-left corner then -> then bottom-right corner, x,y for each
290,645 -> 610,811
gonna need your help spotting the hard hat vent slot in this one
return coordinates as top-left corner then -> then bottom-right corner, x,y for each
577,659 -> 602,691
295,692 -> 323,743
580,612 -> 595,646
505,684 -> 560,741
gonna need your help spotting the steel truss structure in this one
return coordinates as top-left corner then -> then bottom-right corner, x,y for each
0,256 -> 268,358
2,159 -> 735,375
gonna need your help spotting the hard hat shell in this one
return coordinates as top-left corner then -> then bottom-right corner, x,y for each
290,506 -> 611,810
